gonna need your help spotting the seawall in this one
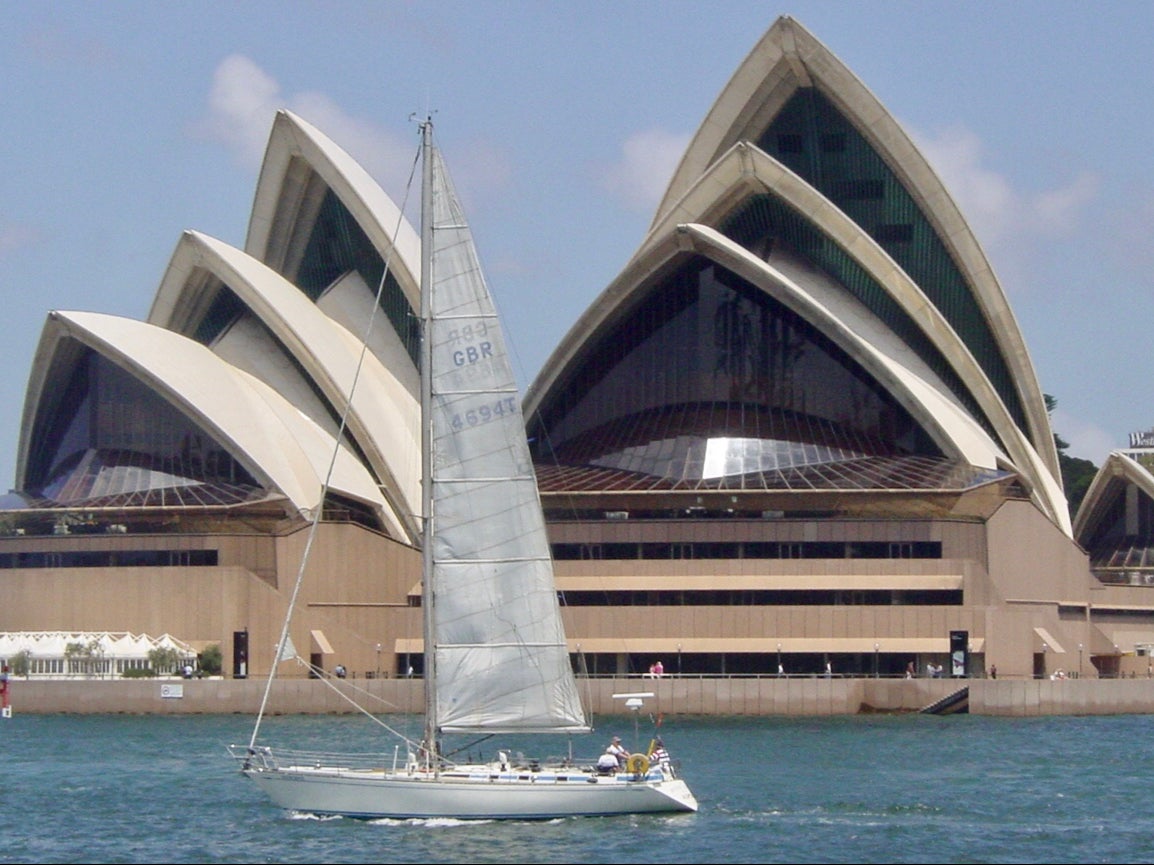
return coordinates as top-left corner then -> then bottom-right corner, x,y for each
8,676 -> 1154,717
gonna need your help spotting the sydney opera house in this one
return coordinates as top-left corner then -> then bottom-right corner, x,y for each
3,16 -> 1153,684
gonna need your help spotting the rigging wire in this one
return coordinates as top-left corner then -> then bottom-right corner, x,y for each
247,129 -> 425,751
290,655 -> 428,750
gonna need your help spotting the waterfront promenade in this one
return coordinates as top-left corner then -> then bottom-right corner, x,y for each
9,674 -> 1154,717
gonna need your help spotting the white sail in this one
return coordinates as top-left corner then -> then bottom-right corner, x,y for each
424,145 -> 587,734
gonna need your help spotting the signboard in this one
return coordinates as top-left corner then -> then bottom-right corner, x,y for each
233,629 -> 248,679
160,683 -> 184,699
950,630 -> 968,678
1130,429 -> 1154,448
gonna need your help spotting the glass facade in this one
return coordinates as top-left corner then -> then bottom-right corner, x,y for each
757,88 -> 1027,435
720,193 -> 1001,447
552,539 -> 942,560
24,350 -> 260,504
293,188 -> 421,368
535,455 -> 1006,496
193,284 -> 248,346
529,256 -> 939,482
1084,479 -> 1154,573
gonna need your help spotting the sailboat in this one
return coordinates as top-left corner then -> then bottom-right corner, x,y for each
229,118 -> 698,820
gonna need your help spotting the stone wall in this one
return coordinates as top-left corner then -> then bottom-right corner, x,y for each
8,676 -> 1154,717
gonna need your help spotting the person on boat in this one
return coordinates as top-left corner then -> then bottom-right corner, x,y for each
649,738 -> 671,775
606,735 -> 630,768
595,751 -> 620,775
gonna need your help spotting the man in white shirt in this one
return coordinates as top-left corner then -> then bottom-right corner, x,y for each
607,735 -> 629,768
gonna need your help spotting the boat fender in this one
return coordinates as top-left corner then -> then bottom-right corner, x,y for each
626,754 -> 650,775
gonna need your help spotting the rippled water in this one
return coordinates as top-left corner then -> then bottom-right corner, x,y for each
7,711 -> 1154,863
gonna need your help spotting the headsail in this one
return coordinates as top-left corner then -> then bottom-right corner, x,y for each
422,131 -> 587,734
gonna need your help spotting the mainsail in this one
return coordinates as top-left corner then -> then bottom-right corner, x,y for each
423,140 -> 587,735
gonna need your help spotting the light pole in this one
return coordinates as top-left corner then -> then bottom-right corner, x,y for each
677,642 -> 682,676
376,642 -> 382,678
874,642 -> 879,678
777,642 -> 782,676
1078,643 -> 1083,678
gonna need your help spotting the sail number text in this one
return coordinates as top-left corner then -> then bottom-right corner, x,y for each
451,396 -> 517,431
447,323 -> 493,369
453,341 -> 493,366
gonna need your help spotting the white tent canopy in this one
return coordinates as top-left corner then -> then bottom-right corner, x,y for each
0,631 -> 199,678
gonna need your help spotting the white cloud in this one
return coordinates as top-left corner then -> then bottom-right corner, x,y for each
202,54 -> 282,165
915,125 -> 1098,251
599,128 -> 691,212
198,55 -> 415,201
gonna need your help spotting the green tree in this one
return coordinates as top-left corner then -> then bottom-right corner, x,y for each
198,644 -> 223,676
64,638 -> 105,677
1045,394 -> 1099,521
9,649 -> 31,678
147,646 -> 181,675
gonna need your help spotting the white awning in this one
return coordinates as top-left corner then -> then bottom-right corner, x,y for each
0,631 -> 196,658
1034,627 -> 1066,654
310,629 -> 334,655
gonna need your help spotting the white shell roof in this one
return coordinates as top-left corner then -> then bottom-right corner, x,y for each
148,229 -> 420,542
655,15 -> 1057,482
15,109 -> 430,540
526,14 -> 1069,535
19,311 -> 387,520
245,110 -> 421,315
1074,451 -> 1154,541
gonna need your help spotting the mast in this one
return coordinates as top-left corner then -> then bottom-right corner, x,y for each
418,117 -> 437,758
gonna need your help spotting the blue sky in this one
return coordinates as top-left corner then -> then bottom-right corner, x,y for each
1,2 -> 1151,490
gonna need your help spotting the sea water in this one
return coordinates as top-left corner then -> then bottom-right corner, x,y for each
5,711 -> 1154,864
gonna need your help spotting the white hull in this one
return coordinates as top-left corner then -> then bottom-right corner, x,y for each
235,751 -> 698,819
